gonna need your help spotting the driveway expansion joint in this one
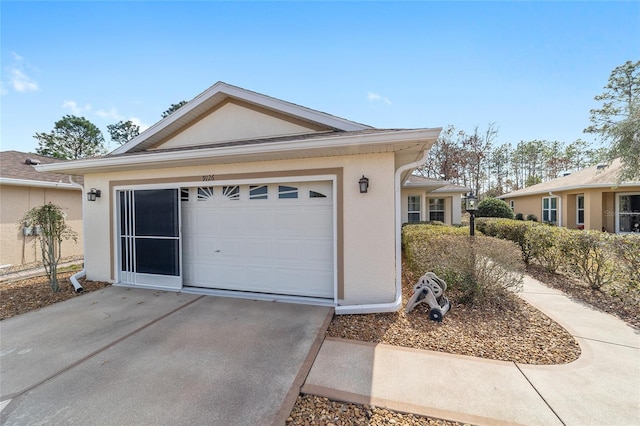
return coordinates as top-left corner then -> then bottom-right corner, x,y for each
514,362 -> 566,426
5,295 -> 205,401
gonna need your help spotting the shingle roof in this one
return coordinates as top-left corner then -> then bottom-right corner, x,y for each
403,175 -> 470,192
0,151 -> 80,185
499,158 -> 638,198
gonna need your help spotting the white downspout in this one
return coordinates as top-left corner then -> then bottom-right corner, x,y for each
68,176 -> 85,292
335,148 -> 431,315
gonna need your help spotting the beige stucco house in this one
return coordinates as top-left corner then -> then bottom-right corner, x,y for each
0,151 -> 83,270
401,175 -> 468,225
499,159 -> 640,233
38,82 -> 442,314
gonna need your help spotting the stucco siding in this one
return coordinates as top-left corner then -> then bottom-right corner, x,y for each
154,100 -> 327,150
0,185 -> 83,267
83,152 -> 398,306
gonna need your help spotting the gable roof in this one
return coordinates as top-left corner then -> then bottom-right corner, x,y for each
112,82 -> 372,155
403,175 -> 470,193
499,159 -> 639,198
0,151 -> 81,189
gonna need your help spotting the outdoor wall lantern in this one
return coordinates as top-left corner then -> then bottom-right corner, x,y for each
87,188 -> 101,202
465,192 -> 477,236
359,175 -> 370,193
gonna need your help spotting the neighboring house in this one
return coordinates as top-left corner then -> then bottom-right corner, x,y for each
499,159 -> 640,233
37,82 -> 442,314
0,151 -> 83,270
401,175 -> 468,225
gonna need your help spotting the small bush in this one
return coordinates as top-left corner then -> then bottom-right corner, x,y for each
403,226 -> 524,307
475,218 -> 540,264
526,214 -> 538,222
515,213 -> 524,220
476,198 -> 514,219
525,226 -> 571,273
561,231 -> 616,290
610,234 -> 640,287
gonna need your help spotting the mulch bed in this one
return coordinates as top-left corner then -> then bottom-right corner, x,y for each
0,272 -> 111,320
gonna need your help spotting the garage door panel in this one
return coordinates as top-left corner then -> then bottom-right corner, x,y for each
182,180 -> 334,299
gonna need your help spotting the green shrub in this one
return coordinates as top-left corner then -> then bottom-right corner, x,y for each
562,231 -> 617,290
475,218 -> 540,264
515,213 -> 524,220
610,234 -> 640,287
476,198 -> 514,219
525,226 -> 573,273
403,226 -> 524,307
526,214 -> 538,222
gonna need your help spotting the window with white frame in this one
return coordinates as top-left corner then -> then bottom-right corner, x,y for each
618,193 -> 640,233
407,195 -> 421,223
576,195 -> 584,225
428,198 -> 445,222
509,200 -> 515,211
542,197 -> 558,223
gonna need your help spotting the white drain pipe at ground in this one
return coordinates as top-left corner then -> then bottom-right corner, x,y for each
67,176 -> 85,293
335,147 -> 431,315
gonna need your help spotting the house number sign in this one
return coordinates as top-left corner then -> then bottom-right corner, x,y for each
202,175 -> 215,181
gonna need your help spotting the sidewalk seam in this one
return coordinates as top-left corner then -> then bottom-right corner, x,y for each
514,362 -> 566,426
575,336 -> 640,350
3,295 -> 205,401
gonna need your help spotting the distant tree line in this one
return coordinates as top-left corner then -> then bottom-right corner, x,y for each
416,125 -> 607,197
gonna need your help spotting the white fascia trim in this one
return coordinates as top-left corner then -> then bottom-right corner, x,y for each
112,82 -> 371,155
499,182 -> 640,199
335,148 -> 432,315
0,178 -> 80,190
37,128 -> 442,174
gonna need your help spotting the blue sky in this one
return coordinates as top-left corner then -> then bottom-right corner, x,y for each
1,1 -> 638,153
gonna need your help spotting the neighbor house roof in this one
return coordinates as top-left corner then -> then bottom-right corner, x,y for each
0,151 -> 81,189
403,175 -> 470,193
112,81 -> 373,155
498,159 -> 638,198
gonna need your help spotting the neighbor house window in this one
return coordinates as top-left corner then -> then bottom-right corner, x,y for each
576,195 -> 584,225
510,200 -> 515,211
428,198 -> 445,222
542,197 -> 558,223
407,195 -> 421,223
617,193 -> 640,233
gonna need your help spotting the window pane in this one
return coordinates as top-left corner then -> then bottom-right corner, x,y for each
250,185 -> 268,199
577,195 -> 584,209
578,210 -> 585,224
222,185 -> 240,201
135,189 -> 178,237
429,211 -> 445,222
550,211 -> 557,222
408,212 -> 421,223
310,191 -> 327,198
408,196 -> 421,211
543,198 -> 549,209
197,187 -> 214,201
135,238 -> 179,276
543,211 -> 550,222
550,198 -> 557,209
279,185 -> 298,199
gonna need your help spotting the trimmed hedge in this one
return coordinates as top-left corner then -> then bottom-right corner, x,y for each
473,218 -> 639,290
476,197 -> 514,219
403,224 -> 523,307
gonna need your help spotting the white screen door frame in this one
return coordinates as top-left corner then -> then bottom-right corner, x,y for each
117,188 -> 182,290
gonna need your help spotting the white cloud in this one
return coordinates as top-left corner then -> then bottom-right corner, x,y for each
367,92 -> 392,105
95,107 -> 124,121
62,100 -> 91,115
129,117 -> 150,132
11,69 -> 39,92
8,52 -> 39,93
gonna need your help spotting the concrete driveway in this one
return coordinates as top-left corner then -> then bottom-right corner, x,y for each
0,287 -> 333,425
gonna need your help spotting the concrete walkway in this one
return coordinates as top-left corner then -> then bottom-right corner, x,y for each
303,276 -> 640,425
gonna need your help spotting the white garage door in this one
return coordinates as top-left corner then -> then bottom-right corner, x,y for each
181,181 -> 334,299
